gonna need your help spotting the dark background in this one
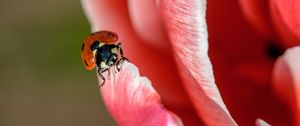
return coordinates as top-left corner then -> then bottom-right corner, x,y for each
0,0 -> 115,125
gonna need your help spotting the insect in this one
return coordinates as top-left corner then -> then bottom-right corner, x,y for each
81,31 -> 128,86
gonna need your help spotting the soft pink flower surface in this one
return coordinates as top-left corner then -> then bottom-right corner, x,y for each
100,62 -> 183,126
81,0 -> 300,125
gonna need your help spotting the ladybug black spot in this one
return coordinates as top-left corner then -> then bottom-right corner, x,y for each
90,41 -> 100,51
108,32 -> 115,37
81,43 -> 85,51
84,60 -> 89,67
111,33 -> 115,37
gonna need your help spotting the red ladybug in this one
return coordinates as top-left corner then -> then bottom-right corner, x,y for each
81,31 -> 128,86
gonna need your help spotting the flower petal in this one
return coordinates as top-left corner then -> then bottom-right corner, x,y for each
81,0 -> 192,106
272,0 -> 300,43
99,62 -> 183,126
238,0 -> 274,39
206,0 -> 293,125
128,0 -> 169,51
159,0 -> 237,125
272,46 -> 300,125
81,0 -> 203,124
256,118 -> 271,126
270,0 -> 300,47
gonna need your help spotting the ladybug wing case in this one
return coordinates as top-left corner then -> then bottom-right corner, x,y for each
81,37 -> 96,70
92,31 -> 118,44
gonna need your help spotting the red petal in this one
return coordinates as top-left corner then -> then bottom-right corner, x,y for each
159,0 -> 237,125
238,0 -> 274,39
206,0 -> 293,125
100,62 -> 183,126
270,0 -> 300,47
272,46 -> 300,125
272,0 -> 300,41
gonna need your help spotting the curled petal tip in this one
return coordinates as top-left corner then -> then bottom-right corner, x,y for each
159,0 -> 237,125
256,118 -> 271,126
272,46 -> 300,125
272,46 -> 300,103
98,62 -> 183,126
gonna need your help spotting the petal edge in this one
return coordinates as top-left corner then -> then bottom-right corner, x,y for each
99,62 -> 183,126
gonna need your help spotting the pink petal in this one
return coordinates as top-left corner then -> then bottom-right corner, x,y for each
81,0 -> 203,124
272,46 -> 300,125
81,0 -> 191,106
238,0 -> 274,39
100,62 -> 183,126
128,0 -> 169,51
159,0 -> 237,125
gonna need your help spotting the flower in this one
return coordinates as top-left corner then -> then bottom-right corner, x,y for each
81,0 -> 300,125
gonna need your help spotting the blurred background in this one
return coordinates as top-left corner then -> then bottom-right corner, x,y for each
0,0 -> 115,125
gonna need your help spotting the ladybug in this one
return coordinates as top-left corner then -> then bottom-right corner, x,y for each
81,31 -> 128,86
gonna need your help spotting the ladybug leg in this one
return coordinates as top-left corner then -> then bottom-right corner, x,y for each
116,57 -> 128,71
116,43 -> 128,59
107,68 -> 111,80
117,43 -> 124,56
116,43 -> 129,71
98,73 -> 105,87
113,65 -> 118,73
97,68 -> 109,87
